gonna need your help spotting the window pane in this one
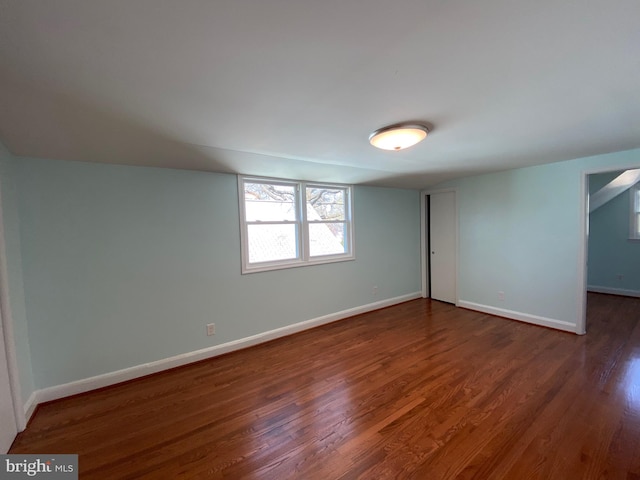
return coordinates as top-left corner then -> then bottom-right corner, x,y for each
306,187 -> 345,221
247,224 -> 298,263
244,183 -> 297,222
309,222 -> 347,257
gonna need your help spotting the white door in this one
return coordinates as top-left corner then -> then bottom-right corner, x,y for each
0,314 -> 18,453
430,191 -> 456,304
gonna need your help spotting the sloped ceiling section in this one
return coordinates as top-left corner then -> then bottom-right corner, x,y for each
590,170 -> 640,213
0,0 -> 639,188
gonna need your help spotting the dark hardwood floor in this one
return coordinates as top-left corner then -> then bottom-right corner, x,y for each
10,294 -> 640,479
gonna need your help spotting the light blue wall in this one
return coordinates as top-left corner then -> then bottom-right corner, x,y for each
587,171 -> 640,293
13,157 -> 421,389
435,148 -> 640,329
0,143 -> 34,402
7,144 -> 639,392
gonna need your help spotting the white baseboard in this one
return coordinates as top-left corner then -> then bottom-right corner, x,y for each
458,301 -> 578,334
587,285 -> 640,298
22,391 -> 37,426
24,292 -> 422,419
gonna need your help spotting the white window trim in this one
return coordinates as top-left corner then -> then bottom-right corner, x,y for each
631,183 -> 640,241
238,175 -> 355,274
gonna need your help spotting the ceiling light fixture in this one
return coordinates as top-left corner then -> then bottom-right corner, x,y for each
369,123 -> 430,151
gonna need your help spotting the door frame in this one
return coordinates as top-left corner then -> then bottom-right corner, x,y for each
0,178 -> 25,435
420,188 -> 459,304
577,162 -> 640,335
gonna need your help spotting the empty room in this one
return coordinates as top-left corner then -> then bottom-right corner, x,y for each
0,1 -> 639,478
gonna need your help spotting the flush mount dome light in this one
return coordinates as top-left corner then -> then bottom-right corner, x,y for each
369,123 -> 429,151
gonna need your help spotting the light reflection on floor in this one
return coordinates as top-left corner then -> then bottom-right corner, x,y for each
621,356 -> 640,410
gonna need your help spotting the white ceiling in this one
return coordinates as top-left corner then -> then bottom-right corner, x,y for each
0,0 -> 639,189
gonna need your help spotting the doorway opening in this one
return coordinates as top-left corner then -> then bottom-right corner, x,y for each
580,166 -> 640,333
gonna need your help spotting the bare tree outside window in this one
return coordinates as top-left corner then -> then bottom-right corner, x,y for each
243,182 -> 298,263
239,177 -> 354,273
306,187 -> 347,256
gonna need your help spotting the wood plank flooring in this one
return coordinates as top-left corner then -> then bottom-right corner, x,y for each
10,294 -> 640,479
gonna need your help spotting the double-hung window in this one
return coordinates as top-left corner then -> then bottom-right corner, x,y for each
238,176 -> 354,273
631,183 -> 640,240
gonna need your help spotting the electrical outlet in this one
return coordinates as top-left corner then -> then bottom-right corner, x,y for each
498,291 -> 505,301
372,285 -> 379,297
206,323 -> 216,336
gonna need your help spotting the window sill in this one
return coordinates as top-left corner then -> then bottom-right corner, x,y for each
241,255 -> 355,274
